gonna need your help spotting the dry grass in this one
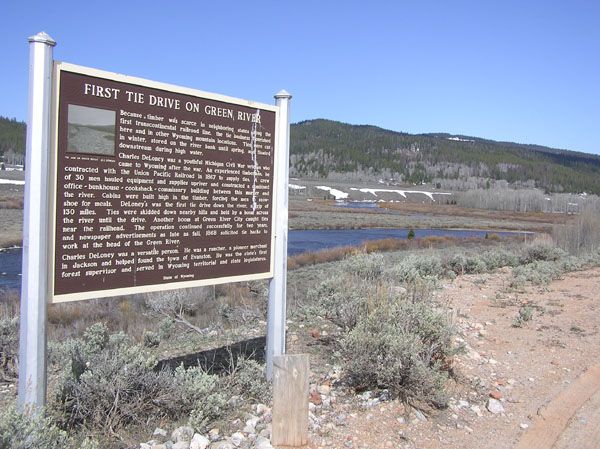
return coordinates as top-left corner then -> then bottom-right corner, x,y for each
288,245 -> 362,270
0,289 -> 19,318
1,282 -> 266,343
289,197 -> 572,226
47,296 -> 152,341
0,234 -> 21,248
289,198 -> 563,233
378,201 -> 572,226
0,197 -> 23,209
3,291 -> 202,342
0,184 -> 24,248
287,235 -> 520,270
362,238 -> 410,252
0,209 -> 23,249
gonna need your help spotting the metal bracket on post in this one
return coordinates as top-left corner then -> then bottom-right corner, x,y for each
266,90 -> 292,380
18,32 -> 55,411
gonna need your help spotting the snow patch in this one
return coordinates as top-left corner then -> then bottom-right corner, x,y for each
0,179 -> 24,185
447,137 -> 475,142
350,188 -> 451,202
289,184 -> 306,190
315,185 -> 349,200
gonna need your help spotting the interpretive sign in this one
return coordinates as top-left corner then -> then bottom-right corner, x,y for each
51,63 -> 278,302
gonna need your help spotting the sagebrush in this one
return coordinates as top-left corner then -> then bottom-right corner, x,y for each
51,323 -> 226,433
307,252 -> 458,407
0,405 -> 98,449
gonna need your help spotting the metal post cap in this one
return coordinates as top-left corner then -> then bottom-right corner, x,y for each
28,32 -> 56,46
274,90 -> 292,100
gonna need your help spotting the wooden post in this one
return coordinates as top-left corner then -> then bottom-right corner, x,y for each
271,354 -> 309,447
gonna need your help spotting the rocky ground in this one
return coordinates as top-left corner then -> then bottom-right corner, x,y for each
123,266 -> 600,449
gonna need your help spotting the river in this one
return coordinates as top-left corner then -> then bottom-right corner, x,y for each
287,228 -> 522,255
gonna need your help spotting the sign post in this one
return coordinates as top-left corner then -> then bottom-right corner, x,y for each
18,32 -> 55,410
18,32 -> 291,405
267,90 -> 291,380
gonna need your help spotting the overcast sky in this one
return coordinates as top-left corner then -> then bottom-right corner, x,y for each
2,0 -> 599,154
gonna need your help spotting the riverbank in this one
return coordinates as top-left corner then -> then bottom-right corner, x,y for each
289,198 -> 571,233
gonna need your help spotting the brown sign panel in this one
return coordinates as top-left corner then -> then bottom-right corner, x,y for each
51,63 -> 278,302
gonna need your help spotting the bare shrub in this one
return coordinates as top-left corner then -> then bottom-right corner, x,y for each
0,197 -> 23,209
553,205 -> 600,255
363,238 -> 409,253
145,287 -> 214,316
288,245 -> 360,270
0,288 -> 19,318
145,287 -> 217,335
485,232 -> 501,241
288,236 -> 498,271
0,234 -> 21,248
416,236 -> 457,248
47,296 -> 150,342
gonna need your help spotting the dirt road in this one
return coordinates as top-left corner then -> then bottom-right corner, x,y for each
516,364 -> 600,449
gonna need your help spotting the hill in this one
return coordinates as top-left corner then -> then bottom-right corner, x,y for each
4,115 -> 600,194
290,119 -> 600,194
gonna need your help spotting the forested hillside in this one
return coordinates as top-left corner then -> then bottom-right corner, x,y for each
290,119 -> 600,194
0,116 -> 25,165
3,115 -> 600,194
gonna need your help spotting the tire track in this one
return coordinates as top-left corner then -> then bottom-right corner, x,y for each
514,364 -> 600,449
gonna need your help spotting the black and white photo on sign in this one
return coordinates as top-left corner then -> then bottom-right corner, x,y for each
67,104 -> 116,155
